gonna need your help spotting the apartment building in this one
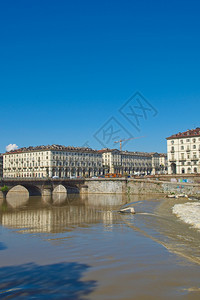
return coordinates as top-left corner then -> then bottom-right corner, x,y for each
3,145 -> 103,178
166,128 -> 200,174
3,144 -> 167,178
100,149 -> 166,175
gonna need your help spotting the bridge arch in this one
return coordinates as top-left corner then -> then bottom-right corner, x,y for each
53,183 -> 80,195
53,184 -> 67,194
6,186 -> 29,208
8,184 -> 42,196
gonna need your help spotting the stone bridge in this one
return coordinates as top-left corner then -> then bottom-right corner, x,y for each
0,178 -> 87,198
1,177 -> 199,199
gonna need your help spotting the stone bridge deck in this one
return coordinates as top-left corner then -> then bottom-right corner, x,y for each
1,177 -> 200,198
0,178 -> 86,197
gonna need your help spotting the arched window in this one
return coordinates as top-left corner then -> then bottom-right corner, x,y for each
194,167 -> 197,173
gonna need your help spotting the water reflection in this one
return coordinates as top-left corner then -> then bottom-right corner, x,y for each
0,194 -> 126,233
0,197 -> 3,206
52,193 -> 68,205
6,192 -> 29,209
86,194 -> 124,207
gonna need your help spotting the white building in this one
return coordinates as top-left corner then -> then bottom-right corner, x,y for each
3,145 -> 103,178
100,149 -> 166,175
166,128 -> 200,174
3,144 -> 167,178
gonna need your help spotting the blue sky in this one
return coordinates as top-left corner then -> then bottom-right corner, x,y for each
0,0 -> 199,153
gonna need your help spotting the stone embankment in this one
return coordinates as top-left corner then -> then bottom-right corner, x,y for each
84,178 -> 200,197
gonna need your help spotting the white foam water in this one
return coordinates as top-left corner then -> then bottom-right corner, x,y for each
172,202 -> 200,230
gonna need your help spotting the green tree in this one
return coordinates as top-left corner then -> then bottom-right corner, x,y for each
1,185 -> 9,192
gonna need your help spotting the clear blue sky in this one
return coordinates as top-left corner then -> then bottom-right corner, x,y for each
0,0 -> 199,153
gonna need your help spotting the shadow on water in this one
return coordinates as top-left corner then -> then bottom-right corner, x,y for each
0,242 -> 7,251
0,262 -> 96,299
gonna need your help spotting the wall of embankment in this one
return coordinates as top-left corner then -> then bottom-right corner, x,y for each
83,178 -> 200,196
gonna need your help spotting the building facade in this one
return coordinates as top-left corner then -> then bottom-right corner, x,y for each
100,149 -> 166,175
3,145 -> 103,178
3,144 -> 167,178
167,128 -> 200,174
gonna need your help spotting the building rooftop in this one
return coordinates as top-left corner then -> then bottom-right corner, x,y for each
166,128 -> 200,140
4,145 -> 167,157
98,148 -> 156,157
4,144 -> 100,154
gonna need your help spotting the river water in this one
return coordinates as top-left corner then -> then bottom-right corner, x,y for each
0,192 -> 200,299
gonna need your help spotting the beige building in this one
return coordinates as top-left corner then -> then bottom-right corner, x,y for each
167,128 -> 200,174
100,149 -> 166,175
3,145 -> 103,178
3,144 -> 167,178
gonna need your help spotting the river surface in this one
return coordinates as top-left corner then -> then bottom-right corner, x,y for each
0,192 -> 200,299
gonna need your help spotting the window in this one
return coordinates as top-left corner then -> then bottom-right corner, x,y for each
193,138 -> 196,143
171,140 -> 174,144
193,145 -> 196,149
180,140 -> 183,144
181,146 -> 184,150
187,139 -> 190,142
